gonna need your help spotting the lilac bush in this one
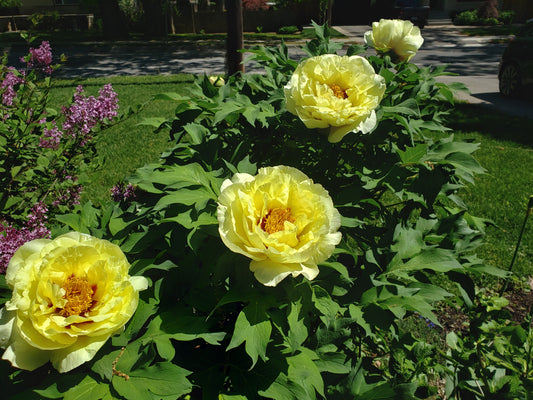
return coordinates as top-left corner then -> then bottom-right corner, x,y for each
0,40 -> 120,271
24,40 -> 53,75
0,202 -> 51,273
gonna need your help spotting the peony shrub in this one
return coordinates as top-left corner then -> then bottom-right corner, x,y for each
2,21 -> 526,400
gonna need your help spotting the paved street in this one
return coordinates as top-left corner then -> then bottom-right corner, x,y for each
334,24 -> 532,119
2,22 -> 532,119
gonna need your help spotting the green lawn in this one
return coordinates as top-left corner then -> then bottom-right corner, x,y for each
49,75 -> 194,204
450,104 -> 533,278
0,27 -> 345,47
48,78 -> 533,279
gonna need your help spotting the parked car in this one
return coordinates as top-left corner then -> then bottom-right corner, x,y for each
498,20 -> 533,98
393,0 -> 430,28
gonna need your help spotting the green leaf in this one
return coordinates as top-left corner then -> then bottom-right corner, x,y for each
387,248 -> 462,274
4,195 -> 23,210
112,362 -> 192,400
154,187 -> 215,209
129,258 -> 179,276
116,296 -> 159,344
391,225 -> 425,259
382,98 -> 420,117
346,43 -> 366,56
315,345 -> 350,374
226,302 -> 272,369
312,285 -> 342,325
397,143 -> 427,164
259,372 -> 309,400
287,348 -> 324,398
142,311 -> 226,347
53,201 -> 99,233
152,92 -> 184,101
159,209 -> 218,230
349,361 -> 396,399
63,375 -> 111,400
184,122 -> 210,144
349,304 -> 372,336
138,117 -> 168,128
285,298 -> 308,354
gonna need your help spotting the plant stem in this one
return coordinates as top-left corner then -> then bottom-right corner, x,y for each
500,195 -> 533,295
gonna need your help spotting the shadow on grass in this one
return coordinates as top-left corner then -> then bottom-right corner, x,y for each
449,103 -> 533,147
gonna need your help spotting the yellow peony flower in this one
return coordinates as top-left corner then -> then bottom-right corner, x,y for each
284,54 -> 386,143
364,19 -> 424,62
208,75 -> 225,87
0,232 -> 148,373
217,166 -> 342,287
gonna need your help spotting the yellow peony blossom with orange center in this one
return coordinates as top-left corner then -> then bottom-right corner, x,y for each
284,54 -> 386,143
0,232 -> 148,373
217,166 -> 342,286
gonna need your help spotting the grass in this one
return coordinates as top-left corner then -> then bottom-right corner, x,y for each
0,27 -> 345,46
48,74 -> 195,204
450,104 -> 533,278
48,77 -> 533,279
460,24 -> 525,36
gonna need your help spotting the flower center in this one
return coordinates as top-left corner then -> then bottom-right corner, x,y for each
329,84 -> 348,99
59,275 -> 95,317
261,208 -> 295,234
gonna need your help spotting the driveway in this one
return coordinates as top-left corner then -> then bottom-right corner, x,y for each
3,23 -> 532,119
335,24 -> 533,119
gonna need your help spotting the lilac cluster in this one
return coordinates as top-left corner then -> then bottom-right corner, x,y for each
1,67 -> 25,106
60,84 -> 119,146
51,184 -> 83,208
25,41 -> 53,75
37,83 -> 119,149
111,183 -> 136,202
39,122 -> 63,149
0,202 -> 51,274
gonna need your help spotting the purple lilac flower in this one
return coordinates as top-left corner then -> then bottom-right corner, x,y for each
61,84 -> 119,146
1,67 -> 25,106
111,183 -> 136,202
39,122 -> 64,149
25,41 -> 53,75
51,184 -> 83,208
0,203 -> 51,274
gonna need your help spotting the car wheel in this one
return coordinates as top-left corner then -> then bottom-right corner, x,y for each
499,63 -> 522,97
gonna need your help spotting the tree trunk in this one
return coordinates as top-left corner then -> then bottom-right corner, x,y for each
478,0 -> 499,19
226,0 -> 244,75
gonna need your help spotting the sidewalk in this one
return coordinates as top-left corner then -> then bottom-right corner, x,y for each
334,22 -> 533,120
